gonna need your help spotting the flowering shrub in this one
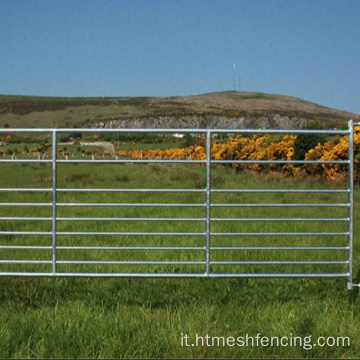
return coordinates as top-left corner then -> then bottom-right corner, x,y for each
303,127 -> 360,181
120,145 -> 206,161
118,128 -> 360,183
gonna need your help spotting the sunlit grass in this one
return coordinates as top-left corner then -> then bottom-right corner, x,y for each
0,163 -> 359,358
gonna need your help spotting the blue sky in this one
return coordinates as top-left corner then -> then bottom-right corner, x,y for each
1,0 -> 359,113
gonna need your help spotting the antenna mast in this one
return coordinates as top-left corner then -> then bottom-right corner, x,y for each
233,63 -> 236,91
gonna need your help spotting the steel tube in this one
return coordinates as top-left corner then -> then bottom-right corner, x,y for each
0,245 -> 205,251
57,231 -> 206,236
55,159 -> 349,164
0,128 -> 349,134
211,246 -> 349,251
58,260 -> 204,265
0,260 -> 51,264
0,129 -> 54,133
52,130 -> 58,274
57,217 -> 206,222
212,160 -> 349,164
0,188 -> 52,192
0,246 -> 52,250
57,203 -> 206,207
211,232 -> 349,236
1,245 -> 347,251
208,273 -> 349,278
211,203 -> 349,207
211,189 -> 349,193
0,160 -> 52,163
211,129 -> 349,135
211,217 -> 349,222
205,130 -> 211,275
0,217 -> 52,221
57,188 -> 205,193
0,272 -> 349,278
3,187 -> 347,193
0,231 -> 51,235
0,203 -> 52,206
347,120 -> 354,290
57,159 -> 206,164
57,246 -> 205,251
211,260 -> 349,265
0,128 -> 207,134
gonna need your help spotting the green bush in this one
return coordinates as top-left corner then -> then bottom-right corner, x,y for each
293,122 -> 327,160
183,134 -> 196,147
59,134 -> 71,142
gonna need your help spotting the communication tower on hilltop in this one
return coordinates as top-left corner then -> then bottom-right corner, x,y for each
233,63 -> 236,91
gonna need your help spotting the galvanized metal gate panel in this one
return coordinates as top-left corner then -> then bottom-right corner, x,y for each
0,122 -> 357,289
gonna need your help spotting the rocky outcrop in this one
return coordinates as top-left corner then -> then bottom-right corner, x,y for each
88,114 -> 319,130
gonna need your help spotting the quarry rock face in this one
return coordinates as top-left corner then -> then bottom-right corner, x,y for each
89,114 -> 314,130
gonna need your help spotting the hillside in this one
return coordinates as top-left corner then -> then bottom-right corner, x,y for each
0,91 -> 358,129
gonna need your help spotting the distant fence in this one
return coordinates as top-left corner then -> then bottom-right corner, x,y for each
0,122 -> 358,290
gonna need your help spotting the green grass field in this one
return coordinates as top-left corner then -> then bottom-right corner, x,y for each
0,162 -> 359,358
119,142 -> 181,151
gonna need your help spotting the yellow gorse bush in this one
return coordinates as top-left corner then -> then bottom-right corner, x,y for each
119,127 -> 360,183
304,126 -> 360,181
119,145 -> 206,161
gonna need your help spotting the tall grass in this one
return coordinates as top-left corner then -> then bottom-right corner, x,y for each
0,163 -> 359,358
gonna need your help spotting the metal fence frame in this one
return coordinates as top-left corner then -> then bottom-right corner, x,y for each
0,121 -> 358,289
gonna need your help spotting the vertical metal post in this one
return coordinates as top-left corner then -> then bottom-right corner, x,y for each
205,130 -> 211,275
52,130 -> 57,274
347,120 -> 354,290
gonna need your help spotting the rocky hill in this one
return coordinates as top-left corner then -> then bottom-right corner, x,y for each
0,91 -> 357,129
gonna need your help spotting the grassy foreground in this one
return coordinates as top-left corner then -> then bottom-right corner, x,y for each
0,163 -> 359,358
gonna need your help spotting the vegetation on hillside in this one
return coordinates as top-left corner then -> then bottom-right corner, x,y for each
0,92 -> 358,129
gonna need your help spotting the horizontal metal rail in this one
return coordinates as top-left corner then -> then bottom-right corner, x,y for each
56,188 -> 206,193
0,159 -> 52,163
0,188 -> 349,193
0,159 -> 349,164
56,202 -> 205,207
211,260 -> 349,265
0,128 -> 350,134
57,231 -> 206,236
0,188 -> 52,192
0,202 -> 205,208
210,232 -> 349,236
1,231 -> 346,236
0,260 -> 52,264
211,246 -> 349,251
212,160 -> 349,164
0,246 -> 348,251
211,217 -> 350,222
0,231 -> 51,235
56,217 -> 206,222
57,159 -> 206,163
6,260 -> 338,266
0,203 -> 52,207
0,245 -> 206,251
211,189 -> 349,193
57,260 -> 205,265
0,216 -> 346,222
0,217 -> 52,221
211,203 -> 350,207
0,273 -> 349,278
